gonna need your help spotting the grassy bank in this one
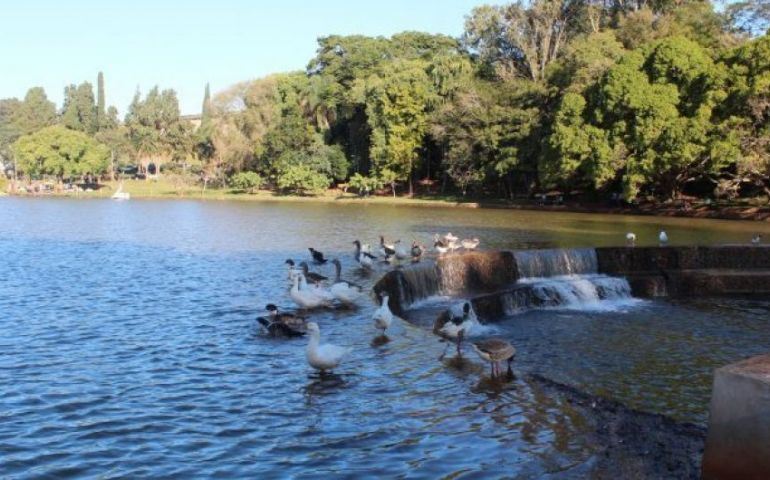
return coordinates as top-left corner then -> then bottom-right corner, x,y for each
6,178 -> 770,221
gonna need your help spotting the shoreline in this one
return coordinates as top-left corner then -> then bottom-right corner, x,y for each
5,180 -> 770,222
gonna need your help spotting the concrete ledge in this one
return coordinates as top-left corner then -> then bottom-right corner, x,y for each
702,353 -> 770,479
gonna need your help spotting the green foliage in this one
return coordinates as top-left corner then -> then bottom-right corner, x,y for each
62,82 -> 97,133
348,172 -> 383,194
276,164 -> 330,195
13,125 -> 110,179
230,171 -> 263,193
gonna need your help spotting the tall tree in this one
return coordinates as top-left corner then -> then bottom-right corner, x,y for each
62,82 -> 97,133
96,72 -> 106,131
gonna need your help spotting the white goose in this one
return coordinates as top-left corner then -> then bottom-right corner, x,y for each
444,232 -> 459,243
659,230 -> 669,246
626,232 -> 636,246
353,240 -> 375,269
305,322 -> 352,373
301,274 -> 335,303
461,238 -> 480,250
290,274 -> 329,309
372,294 -> 394,334
433,302 -> 477,359
330,259 -> 362,305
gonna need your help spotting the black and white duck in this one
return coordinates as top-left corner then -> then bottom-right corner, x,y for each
256,304 -> 308,337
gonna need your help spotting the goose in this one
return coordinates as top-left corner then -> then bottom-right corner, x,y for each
434,235 -> 449,254
353,240 -> 376,269
299,261 -> 328,284
411,241 -> 423,262
300,274 -> 335,303
433,302 -> 475,358
305,322 -> 352,373
448,240 -> 461,253
444,232 -> 459,243
372,294 -> 394,334
752,234 -> 762,245
309,247 -> 327,264
379,235 -> 396,259
472,338 -> 516,378
290,274 -> 329,309
626,232 -> 636,246
394,240 -> 409,260
285,259 -> 301,279
256,304 -> 307,337
330,259 -> 362,305
659,230 -> 669,246
461,238 -> 480,250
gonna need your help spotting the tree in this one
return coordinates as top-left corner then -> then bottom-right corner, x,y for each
62,82 -> 97,133
230,171 -> 263,193
276,164 -> 330,195
14,87 -> 56,136
13,126 -> 110,181
365,59 -> 436,195
124,87 -> 191,177
96,72 -> 106,130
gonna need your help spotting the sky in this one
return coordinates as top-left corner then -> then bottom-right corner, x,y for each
0,0 -> 501,116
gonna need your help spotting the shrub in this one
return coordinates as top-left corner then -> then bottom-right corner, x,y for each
230,171 -> 263,194
276,164 -> 330,195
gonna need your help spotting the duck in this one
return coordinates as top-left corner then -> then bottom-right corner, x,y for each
256,304 -> 307,337
305,322 -> 352,373
379,235 -> 396,259
659,230 -> 669,246
309,247 -> 327,264
444,232 -> 459,243
353,240 -> 377,269
433,302 -> 476,359
626,232 -> 636,247
372,294 -> 394,334
434,235 -> 449,254
752,234 -> 762,245
411,241 -> 423,262
289,274 -> 330,309
299,261 -> 328,284
300,273 -> 335,303
461,238 -> 480,250
471,338 -> 516,378
394,240 -> 409,260
330,259 -> 362,305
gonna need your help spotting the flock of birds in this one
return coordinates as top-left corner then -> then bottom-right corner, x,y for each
625,230 -> 763,246
256,233 -> 516,379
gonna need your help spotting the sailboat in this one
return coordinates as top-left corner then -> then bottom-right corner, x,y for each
111,182 -> 130,200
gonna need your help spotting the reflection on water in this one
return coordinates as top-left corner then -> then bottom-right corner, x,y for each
0,197 -> 768,477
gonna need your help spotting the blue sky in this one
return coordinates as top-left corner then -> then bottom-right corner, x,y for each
0,0 -> 500,115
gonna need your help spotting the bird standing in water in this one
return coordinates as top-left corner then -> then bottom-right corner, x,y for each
433,302 -> 475,359
309,248 -> 327,264
472,338 -> 516,378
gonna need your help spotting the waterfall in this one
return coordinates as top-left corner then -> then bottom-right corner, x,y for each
395,262 -> 441,307
502,274 -> 635,314
513,248 -> 598,278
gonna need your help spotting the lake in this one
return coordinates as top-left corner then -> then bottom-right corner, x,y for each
1,197 -> 769,478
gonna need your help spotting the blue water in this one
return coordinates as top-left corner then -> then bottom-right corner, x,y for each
1,197 -> 769,478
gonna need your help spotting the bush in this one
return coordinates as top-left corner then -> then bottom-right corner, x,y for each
348,173 -> 383,196
276,164 -> 330,195
230,171 -> 263,194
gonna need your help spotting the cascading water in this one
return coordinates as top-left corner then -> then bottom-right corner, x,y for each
508,249 -> 637,314
394,262 -> 442,307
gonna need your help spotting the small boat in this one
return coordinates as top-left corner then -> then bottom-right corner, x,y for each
111,183 -> 130,200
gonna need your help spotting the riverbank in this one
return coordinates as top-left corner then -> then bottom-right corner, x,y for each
6,178 -> 770,222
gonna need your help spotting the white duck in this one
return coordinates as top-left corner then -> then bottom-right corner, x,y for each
659,230 -> 669,246
444,232 -> 459,243
301,274 -> 335,303
305,322 -> 352,373
330,259 -> 362,305
290,274 -> 329,309
626,232 -> 636,246
434,234 -> 450,254
394,240 -> 409,260
461,238 -> 480,250
433,302 -> 476,359
372,294 -> 394,334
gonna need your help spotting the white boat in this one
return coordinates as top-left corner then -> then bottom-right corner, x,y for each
111,183 -> 130,200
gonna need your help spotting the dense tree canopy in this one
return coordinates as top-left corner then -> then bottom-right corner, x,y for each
13,126 -> 109,180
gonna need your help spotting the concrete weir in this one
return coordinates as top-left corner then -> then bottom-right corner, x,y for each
374,245 -> 770,317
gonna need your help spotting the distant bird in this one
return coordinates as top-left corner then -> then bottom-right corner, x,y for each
434,234 -> 449,254
305,322 -> 352,373
309,247 -> 327,264
461,238 -> 480,250
353,240 -> 376,269
299,261 -> 328,284
372,294 -> 394,334
444,232 -> 459,243
285,259 -> 298,279
394,240 -> 409,260
256,304 -> 307,337
626,232 -> 636,247
379,235 -> 396,259
411,241 -> 423,262
659,230 -> 669,246
472,338 -> 516,378
752,234 -> 762,245
330,259 -> 362,305
433,302 -> 475,359
289,274 -> 329,309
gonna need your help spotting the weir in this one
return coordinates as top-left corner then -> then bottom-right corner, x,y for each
374,245 -> 770,318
